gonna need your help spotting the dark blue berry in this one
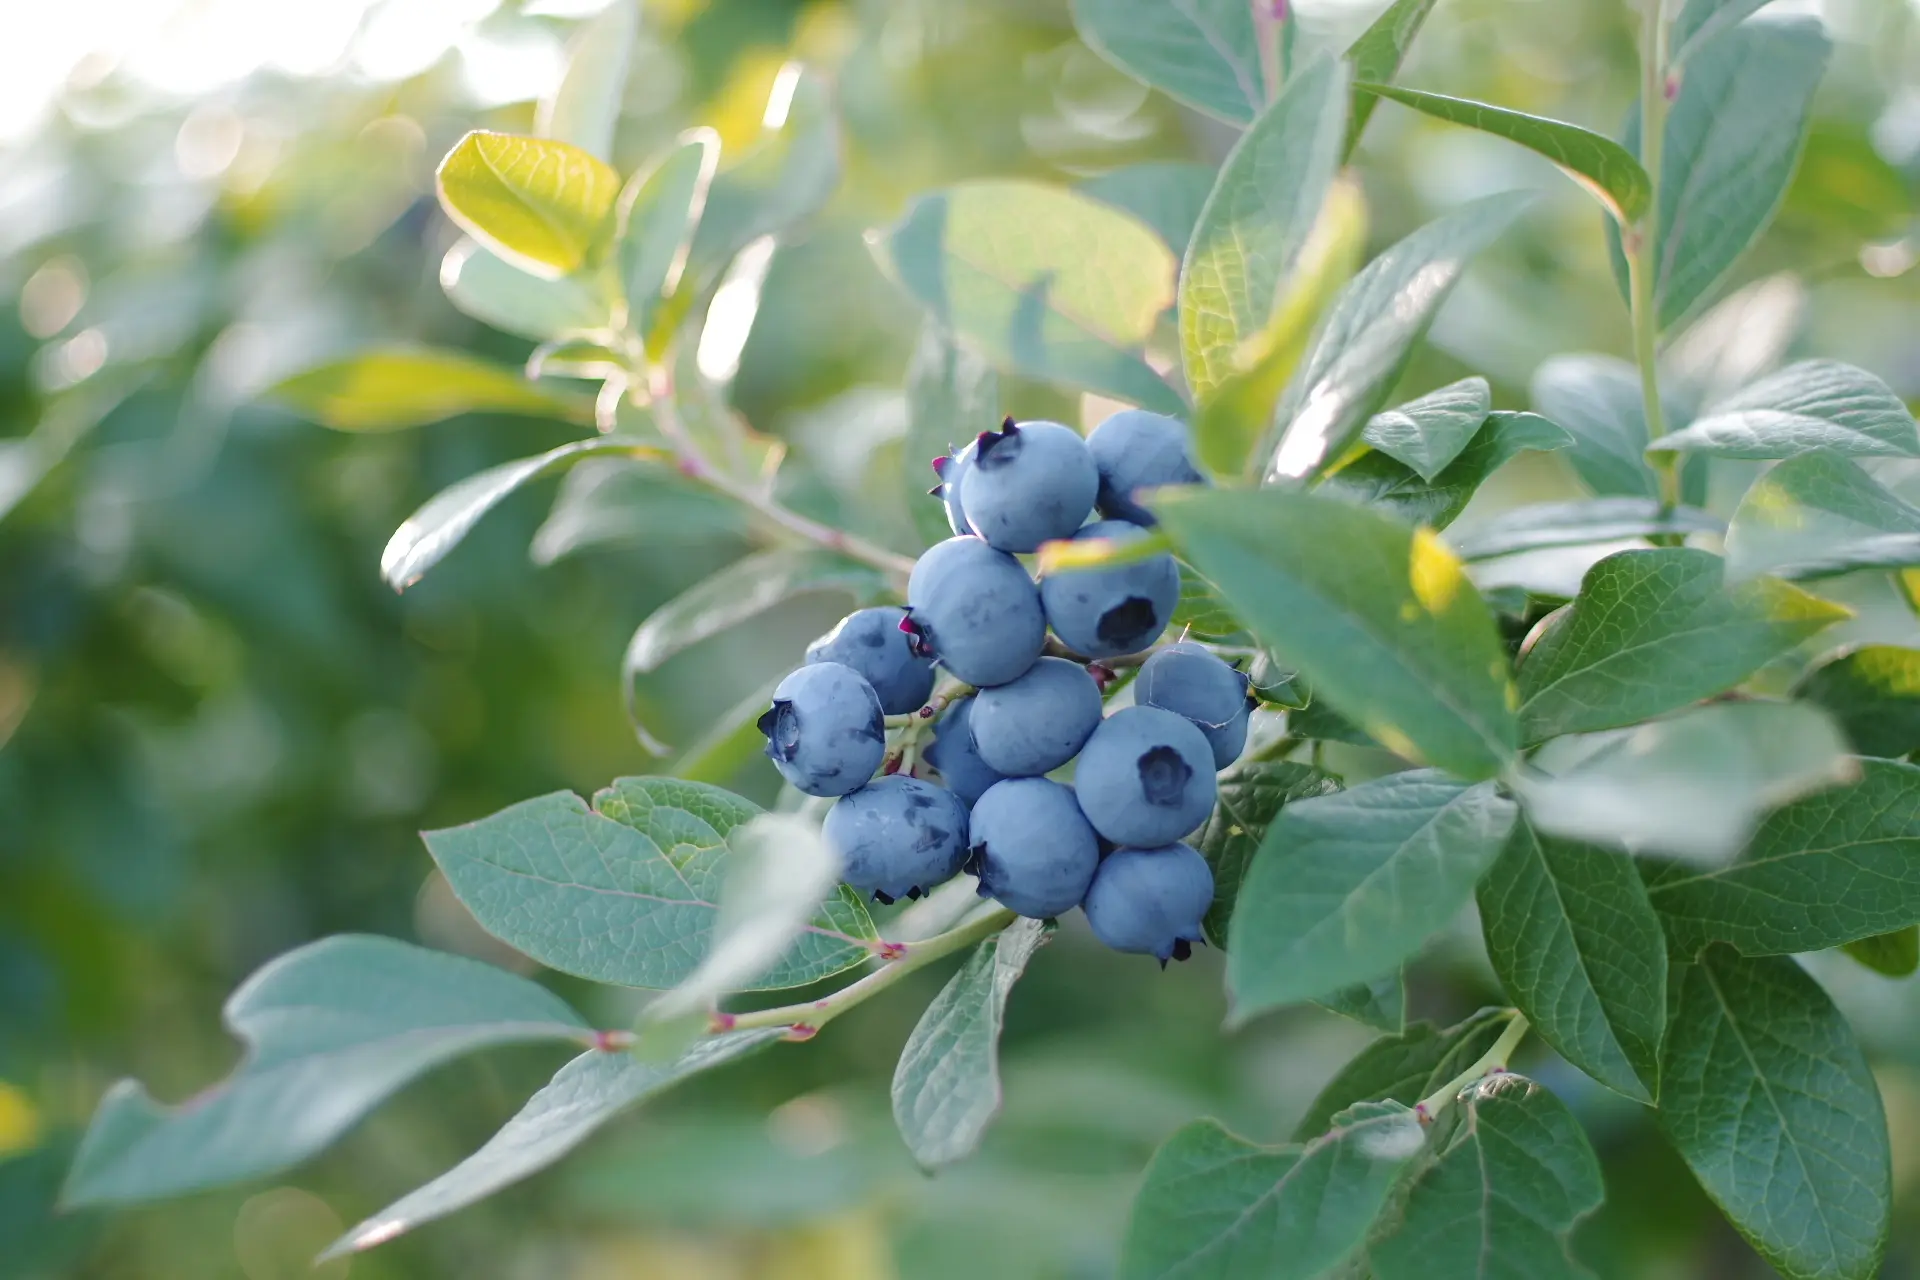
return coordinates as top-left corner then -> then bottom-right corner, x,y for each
807,607 -> 936,715
922,697 -> 1008,807
957,419 -> 1098,553
1082,843 -> 1214,962
966,778 -> 1100,919
968,657 -> 1103,776
1086,409 -> 1206,526
1040,520 -> 1180,659
757,662 -> 885,797
905,536 -> 1046,687
825,775 -> 971,903
1136,641 -> 1253,769
1073,705 -> 1216,846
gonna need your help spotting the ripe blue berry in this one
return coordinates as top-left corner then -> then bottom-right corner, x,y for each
1040,520 -> 1181,659
905,536 -> 1046,687
806,606 -> 936,715
957,419 -> 1098,552
824,775 -> 971,904
1135,641 -> 1253,769
1073,705 -> 1217,846
968,657 -> 1103,776
966,778 -> 1101,918
922,697 -> 1008,806
1081,843 -> 1214,963
930,439 -> 977,537
1086,409 -> 1206,526
757,662 -> 886,798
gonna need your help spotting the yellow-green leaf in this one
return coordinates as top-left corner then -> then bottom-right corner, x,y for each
436,131 -> 622,278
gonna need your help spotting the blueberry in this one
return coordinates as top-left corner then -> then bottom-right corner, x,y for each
905,536 -> 1046,687
824,775 -> 971,904
757,662 -> 886,797
966,778 -> 1101,918
957,419 -> 1099,553
1073,705 -> 1217,846
1039,520 -> 1181,659
968,657 -> 1103,777
930,439 -> 977,537
1086,409 -> 1206,526
806,607 -> 936,715
1136,641 -> 1254,769
922,696 -> 1008,806
1081,843 -> 1214,963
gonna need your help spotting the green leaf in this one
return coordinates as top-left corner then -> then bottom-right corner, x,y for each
1661,272 -> 1808,416
1265,193 -> 1530,481
1516,701 -> 1856,863
1671,0 -> 1777,66
1478,820 -> 1666,1101
534,0 -> 637,160
61,936 -> 590,1207
1226,770 -> 1517,1022
1843,927 -> 1919,978
1724,452 -> 1920,581
1120,1103 -> 1426,1280
678,66 -> 839,302
1642,16 -> 1831,329
322,1029 -> 784,1259
1156,486 -> 1519,778
1324,409 -> 1572,530
634,814 -> 845,1058
421,777 -> 879,989
1450,496 -> 1724,562
1192,176 -> 1370,480
1528,354 -> 1664,498
1357,84 -> 1650,224
891,918 -> 1050,1170
1658,948 -> 1891,1280
1193,757 -> 1342,946
1078,162 -> 1217,256
1643,758 -> 1920,956
269,348 -> 588,432
1171,564 -> 1250,643
1515,548 -> 1849,743
439,238 -> 611,342
1648,360 -> 1920,460
903,320 -> 999,548
1181,56 -> 1349,402
1293,1009 -> 1511,1140
1311,971 -> 1406,1035
1368,1075 -> 1605,1280
530,457 -> 745,565
1358,377 -> 1492,482
1071,0 -> 1263,125
436,131 -> 622,278
1341,0 -> 1441,157
874,180 -> 1181,413
381,436 -> 658,591
1793,645 -> 1920,757
617,131 -> 719,344
622,548 -> 885,681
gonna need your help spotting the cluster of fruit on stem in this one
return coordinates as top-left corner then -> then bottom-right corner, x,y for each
757,409 -> 1264,963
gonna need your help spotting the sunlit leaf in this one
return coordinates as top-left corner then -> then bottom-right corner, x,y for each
1072,0 -> 1264,125
535,0 -> 638,160
1723,452 -> 1920,581
875,180 -> 1181,413
1358,84 -> 1650,223
1792,644 -> 1920,757
270,348 -> 589,432
618,131 -> 720,343
436,131 -> 622,278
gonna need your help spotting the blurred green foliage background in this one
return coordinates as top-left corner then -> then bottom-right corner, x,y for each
4,0 -> 1920,1276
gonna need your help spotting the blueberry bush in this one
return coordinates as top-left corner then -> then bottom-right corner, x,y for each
47,0 -> 1920,1276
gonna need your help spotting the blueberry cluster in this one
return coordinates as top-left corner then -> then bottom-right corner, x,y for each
759,409 -> 1246,963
